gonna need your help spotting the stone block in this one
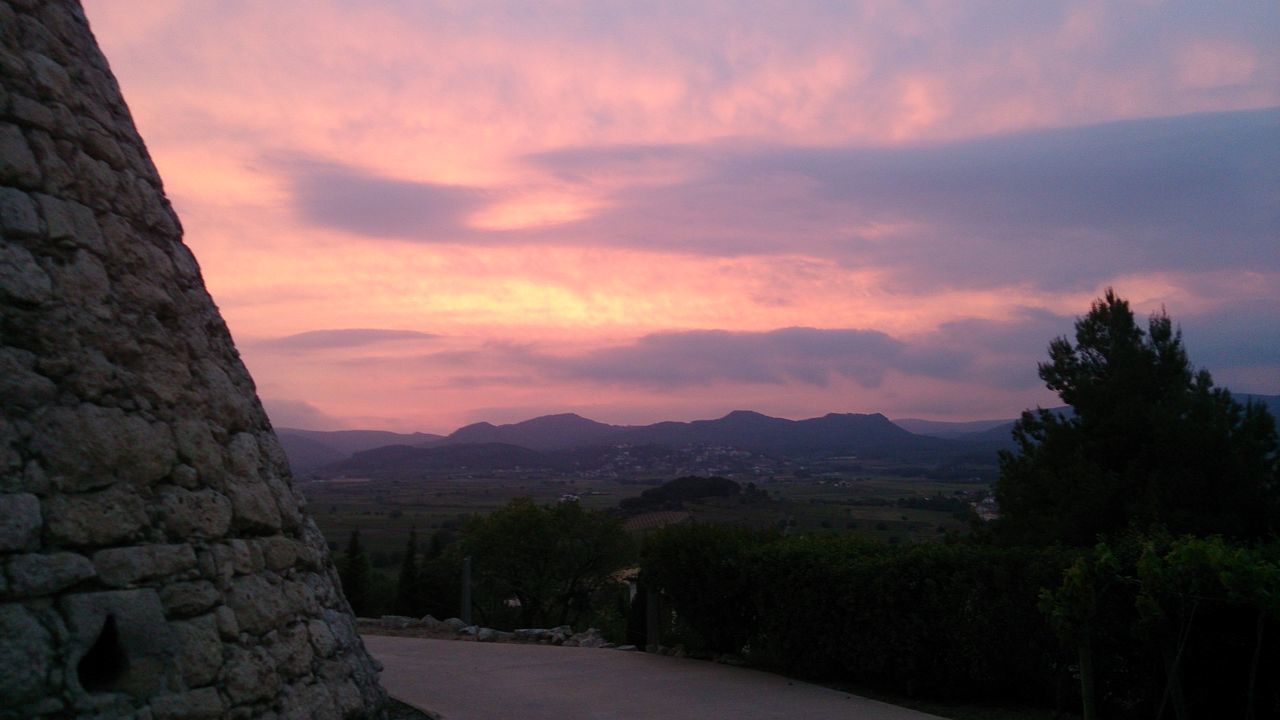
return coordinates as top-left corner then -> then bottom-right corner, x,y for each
307,619 -> 337,658
26,51 -> 71,99
61,589 -> 176,699
268,622 -> 315,679
172,419 -> 223,482
0,122 -> 40,185
151,687 -> 225,720
280,681 -> 341,720
259,535 -> 298,572
32,404 -> 176,492
7,551 -> 95,597
0,603 -> 54,706
34,192 -> 75,239
170,613 -> 223,688
93,543 -> 198,587
44,486 -> 147,546
159,581 -> 220,618
158,486 -> 232,539
0,240 -> 53,305
228,538 -> 261,574
0,185 -> 40,237
82,121 -> 126,169
282,580 -> 320,616
0,492 -> 41,550
25,128 -> 76,198
10,93 -> 56,129
214,605 -> 239,640
48,247 -> 110,310
226,573 -> 288,636
331,678 -> 365,719
0,351 -> 55,423
225,479 -> 283,534
322,608 -> 360,653
71,150 -> 117,205
226,432 -> 261,477
223,645 -> 281,705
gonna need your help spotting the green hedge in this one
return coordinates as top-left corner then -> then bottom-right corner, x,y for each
641,527 -> 1280,715
749,537 -> 1069,701
641,526 -> 1071,703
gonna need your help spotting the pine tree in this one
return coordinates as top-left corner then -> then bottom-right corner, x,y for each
394,528 -> 420,616
339,529 -> 372,616
995,290 -> 1279,546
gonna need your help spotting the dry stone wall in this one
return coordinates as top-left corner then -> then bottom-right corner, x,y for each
0,2 -> 387,718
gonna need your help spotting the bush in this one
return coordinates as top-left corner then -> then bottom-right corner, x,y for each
639,523 -> 775,654
640,527 -> 1072,704
460,498 -> 633,629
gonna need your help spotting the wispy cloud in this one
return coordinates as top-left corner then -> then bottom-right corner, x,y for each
253,328 -> 439,352
281,109 -> 1279,296
284,159 -> 489,240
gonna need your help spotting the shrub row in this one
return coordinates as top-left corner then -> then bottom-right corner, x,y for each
641,526 -> 1280,715
641,525 -> 1071,703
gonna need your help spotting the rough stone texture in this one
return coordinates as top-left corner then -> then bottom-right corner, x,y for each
0,2 -> 388,718
0,492 -> 41,550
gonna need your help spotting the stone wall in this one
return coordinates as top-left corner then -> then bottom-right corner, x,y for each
0,2 -> 387,717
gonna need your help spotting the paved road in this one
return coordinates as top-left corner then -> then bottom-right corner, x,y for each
366,635 -> 947,720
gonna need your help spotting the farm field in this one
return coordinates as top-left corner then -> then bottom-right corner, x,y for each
300,468 -> 990,561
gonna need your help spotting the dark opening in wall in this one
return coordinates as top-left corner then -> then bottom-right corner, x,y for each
78,615 -> 130,693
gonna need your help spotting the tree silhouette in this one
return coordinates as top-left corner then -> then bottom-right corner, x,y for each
995,290 -> 1278,546
461,498 -> 632,628
394,528 -> 420,616
339,529 -> 372,616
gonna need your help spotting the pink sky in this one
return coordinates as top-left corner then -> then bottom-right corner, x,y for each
82,1 -> 1280,433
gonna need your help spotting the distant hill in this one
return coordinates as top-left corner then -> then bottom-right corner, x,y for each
276,427 -> 443,474
892,417 -> 1013,439
318,442 -> 553,478
902,394 -> 1279,448
276,432 -> 347,474
443,413 -> 627,451
441,409 -> 960,461
304,410 -> 999,479
286,394 -> 1280,480
896,407 -> 1081,450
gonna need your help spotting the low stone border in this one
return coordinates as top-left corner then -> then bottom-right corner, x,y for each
357,615 -> 639,652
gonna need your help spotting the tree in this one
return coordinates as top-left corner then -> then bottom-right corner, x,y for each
338,529 -> 373,616
394,528 -> 420,616
417,530 -> 460,620
460,498 -> 633,629
995,290 -> 1278,546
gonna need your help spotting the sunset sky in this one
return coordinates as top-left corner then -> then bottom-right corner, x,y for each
82,1 -> 1279,433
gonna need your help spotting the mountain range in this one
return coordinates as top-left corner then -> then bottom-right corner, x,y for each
276,393 -> 1280,479
278,410 -> 1004,478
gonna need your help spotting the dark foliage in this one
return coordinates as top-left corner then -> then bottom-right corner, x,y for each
393,529 -> 420,616
459,498 -> 633,629
995,290 -> 1279,546
338,529 -> 372,616
640,526 -> 1072,704
620,475 -> 742,515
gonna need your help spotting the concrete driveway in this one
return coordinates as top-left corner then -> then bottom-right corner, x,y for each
365,635 -> 947,720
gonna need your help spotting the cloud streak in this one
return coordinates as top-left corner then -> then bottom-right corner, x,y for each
253,328 -> 439,352
286,160 -> 488,240
283,108 -> 1279,294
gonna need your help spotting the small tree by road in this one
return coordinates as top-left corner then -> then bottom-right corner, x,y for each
460,498 -> 633,629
